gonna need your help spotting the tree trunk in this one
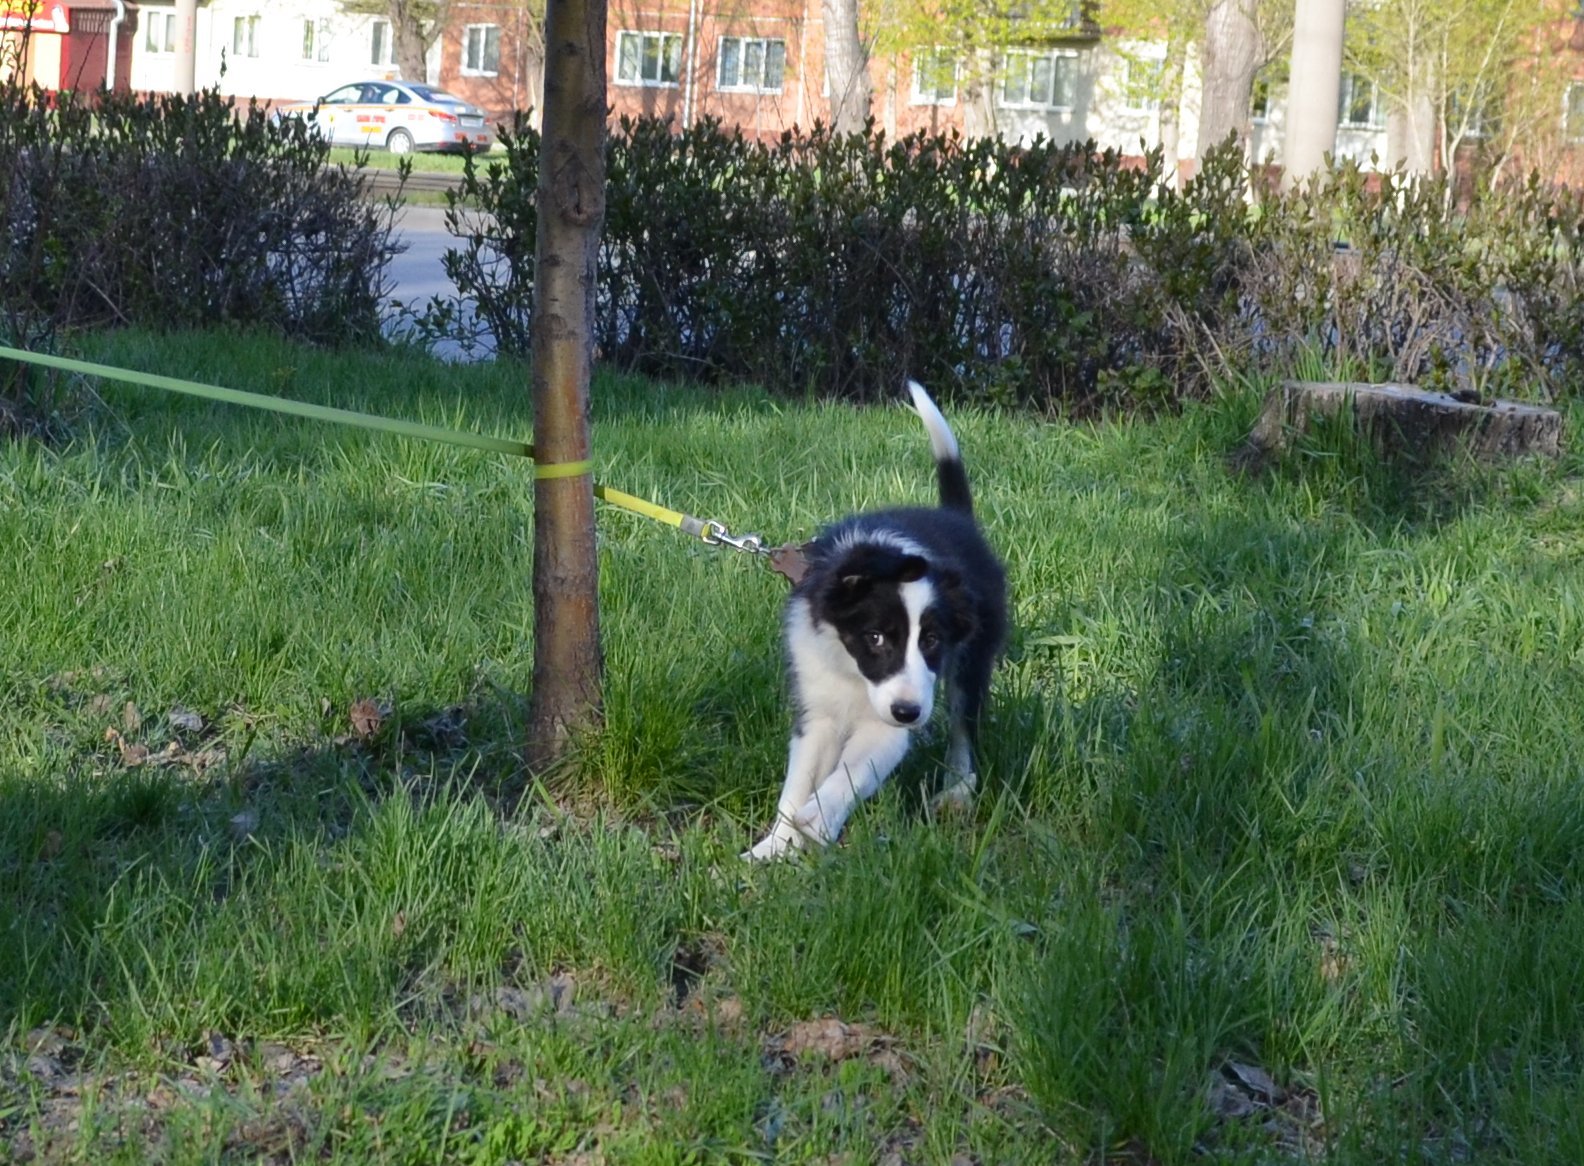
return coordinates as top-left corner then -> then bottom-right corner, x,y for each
1383,8 -> 1437,175
173,0 -> 198,93
961,48 -> 997,140
527,0 -> 606,773
1195,0 -> 1263,162
1158,34 -> 1185,190
821,0 -> 870,134
1281,0 -> 1344,189
1241,381 -> 1562,469
390,0 -> 432,81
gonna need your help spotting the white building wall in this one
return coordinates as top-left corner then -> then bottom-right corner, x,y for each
130,1 -> 440,104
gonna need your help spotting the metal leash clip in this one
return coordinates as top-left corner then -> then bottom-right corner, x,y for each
701,520 -> 768,556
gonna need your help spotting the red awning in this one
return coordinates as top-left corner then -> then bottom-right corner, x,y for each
0,2 -> 69,33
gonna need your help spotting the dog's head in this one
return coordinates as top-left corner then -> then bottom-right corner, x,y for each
815,542 -> 974,729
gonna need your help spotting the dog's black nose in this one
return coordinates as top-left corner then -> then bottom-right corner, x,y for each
891,701 -> 921,725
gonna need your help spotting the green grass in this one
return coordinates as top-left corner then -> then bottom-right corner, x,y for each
5,329 -> 1584,1162
328,146 -> 500,173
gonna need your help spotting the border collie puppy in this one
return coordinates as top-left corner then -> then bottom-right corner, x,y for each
744,382 -> 1007,861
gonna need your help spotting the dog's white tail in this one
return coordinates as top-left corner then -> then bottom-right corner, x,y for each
908,380 -> 959,463
907,381 -> 973,515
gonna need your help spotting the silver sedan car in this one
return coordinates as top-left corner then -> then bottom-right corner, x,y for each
275,80 -> 493,155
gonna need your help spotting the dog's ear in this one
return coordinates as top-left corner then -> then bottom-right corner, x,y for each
933,567 -> 979,641
826,547 -> 929,611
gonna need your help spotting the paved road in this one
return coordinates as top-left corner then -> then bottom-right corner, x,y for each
386,205 -> 497,361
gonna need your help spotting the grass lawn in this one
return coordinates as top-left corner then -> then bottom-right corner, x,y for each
4,329 -> 1584,1163
328,147 -> 500,173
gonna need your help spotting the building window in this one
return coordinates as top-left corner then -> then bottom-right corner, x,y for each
231,15 -> 260,59
912,48 -> 957,105
1567,83 -> 1584,144
718,36 -> 785,93
1447,90 -> 1494,139
1118,50 -> 1164,114
301,18 -> 330,63
462,24 -> 502,76
1338,71 -> 1385,129
1000,48 -> 1079,110
144,11 -> 175,53
371,18 -> 394,67
616,30 -> 682,88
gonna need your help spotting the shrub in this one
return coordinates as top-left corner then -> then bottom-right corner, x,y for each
446,117 -> 1584,411
1230,162 -> 1584,401
447,115 -> 1183,410
0,80 -> 401,426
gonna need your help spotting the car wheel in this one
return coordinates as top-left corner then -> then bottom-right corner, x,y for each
387,128 -> 415,155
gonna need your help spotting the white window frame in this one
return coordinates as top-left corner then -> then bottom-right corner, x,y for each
716,35 -> 786,94
1338,71 -> 1385,129
911,47 -> 957,106
144,10 -> 175,54
616,30 -> 683,88
1566,82 -> 1584,144
1000,48 -> 1080,111
232,14 -> 260,60
1117,50 -> 1164,115
370,17 -> 394,68
301,18 -> 330,64
462,23 -> 501,77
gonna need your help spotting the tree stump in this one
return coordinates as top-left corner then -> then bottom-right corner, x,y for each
1238,381 -> 1562,470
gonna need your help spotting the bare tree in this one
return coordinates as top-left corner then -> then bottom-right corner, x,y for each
1347,0 -> 1569,189
526,0 -> 607,771
823,0 -> 872,133
1195,0 -> 1264,159
339,1 -> 452,83
1096,0 -> 1289,180
1281,0 -> 1344,188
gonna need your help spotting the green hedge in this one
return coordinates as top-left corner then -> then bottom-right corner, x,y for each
0,82 -> 400,421
445,116 -> 1584,409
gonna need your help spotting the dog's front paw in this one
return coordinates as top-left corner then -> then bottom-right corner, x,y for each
742,829 -> 801,863
791,798 -> 837,846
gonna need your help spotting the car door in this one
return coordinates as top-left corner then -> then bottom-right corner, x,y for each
317,83 -> 368,146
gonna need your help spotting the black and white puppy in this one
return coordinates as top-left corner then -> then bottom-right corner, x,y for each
744,382 -> 1007,861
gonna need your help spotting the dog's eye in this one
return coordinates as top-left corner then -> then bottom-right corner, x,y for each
919,631 -> 939,652
864,631 -> 885,649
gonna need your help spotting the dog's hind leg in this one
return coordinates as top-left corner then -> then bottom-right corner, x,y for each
743,721 -> 842,861
792,723 -> 911,846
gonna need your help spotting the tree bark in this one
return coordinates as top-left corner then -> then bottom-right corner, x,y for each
1240,382 -> 1562,469
527,0 -> 606,773
822,0 -> 871,134
1158,34 -> 1185,190
390,0 -> 436,82
1282,0 -> 1345,190
1195,0 -> 1263,162
173,0 -> 198,94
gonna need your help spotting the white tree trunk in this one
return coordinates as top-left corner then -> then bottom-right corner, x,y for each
1282,0 -> 1345,189
1195,0 -> 1263,161
822,0 -> 871,134
1159,36 -> 1186,189
174,0 -> 198,94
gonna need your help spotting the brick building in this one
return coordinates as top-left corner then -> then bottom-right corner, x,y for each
1,1 -> 134,92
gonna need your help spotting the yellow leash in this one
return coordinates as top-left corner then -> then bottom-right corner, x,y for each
0,344 -> 767,554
